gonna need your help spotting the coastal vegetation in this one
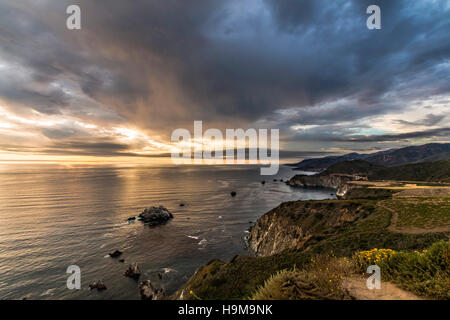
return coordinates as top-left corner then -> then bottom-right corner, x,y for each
354,241 -> 450,299
321,159 -> 450,183
370,160 -> 450,183
175,158 -> 450,300
251,255 -> 353,300
176,251 -> 313,300
175,194 -> 449,300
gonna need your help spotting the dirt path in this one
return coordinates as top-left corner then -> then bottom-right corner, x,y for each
378,203 -> 450,234
343,277 -> 423,300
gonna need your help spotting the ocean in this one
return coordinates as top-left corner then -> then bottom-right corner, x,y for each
0,163 -> 335,300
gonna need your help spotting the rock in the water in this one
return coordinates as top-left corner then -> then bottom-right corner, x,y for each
119,259 -> 125,263
109,250 -> 123,258
280,179 -> 284,182
261,181 -> 266,185
127,217 -> 136,222
139,280 -> 164,300
179,203 -> 185,207
124,263 -> 141,279
96,280 -> 107,290
138,206 -> 173,226
273,179 -> 277,182
89,280 -> 107,291
230,191 -> 237,197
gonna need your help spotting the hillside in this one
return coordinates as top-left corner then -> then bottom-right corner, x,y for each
322,160 -> 384,176
175,194 -> 449,300
371,160 -> 450,182
320,159 -> 450,183
290,152 -> 367,172
365,143 -> 450,167
293,143 -> 449,171
174,154 -> 450,301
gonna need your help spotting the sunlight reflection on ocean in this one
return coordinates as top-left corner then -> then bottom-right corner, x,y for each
0,164 -> 335,299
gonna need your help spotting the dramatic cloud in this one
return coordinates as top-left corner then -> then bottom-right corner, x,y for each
394,114 -> 446,127
0,0 -> 448,160
289,127 -> 450,143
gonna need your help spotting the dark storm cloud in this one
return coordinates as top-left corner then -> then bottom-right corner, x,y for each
394,114 -> 446,127
0,85 -> 70,115
0,0 -> 449,157
41,127 -> 88,140
291,127 -> 450,143
347,128 -> 450,143
0,140 -> 173,158
82,0 -> 448,128
45,140 -> 130,156
43,139 -> 163,157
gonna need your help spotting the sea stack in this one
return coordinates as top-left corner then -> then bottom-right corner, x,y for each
89,280 -> 107,291
124,263 -> 141,279
139,280 -> 165,300
109,250 -> 123,258
138,206 -> 173,226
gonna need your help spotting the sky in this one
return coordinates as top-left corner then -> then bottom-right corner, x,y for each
0,0 -> 449,163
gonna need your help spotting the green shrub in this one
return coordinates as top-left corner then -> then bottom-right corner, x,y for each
177,251 -> 313,300
353,241 -> 450,299
252,255 -> 353,300
251,269 -> 351,300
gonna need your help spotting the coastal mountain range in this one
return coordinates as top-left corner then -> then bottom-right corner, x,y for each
292,143 -> 450,172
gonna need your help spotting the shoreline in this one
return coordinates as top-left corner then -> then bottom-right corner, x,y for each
172,170 -> 449,300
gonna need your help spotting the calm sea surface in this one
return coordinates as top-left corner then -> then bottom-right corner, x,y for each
0,163 -> 334,300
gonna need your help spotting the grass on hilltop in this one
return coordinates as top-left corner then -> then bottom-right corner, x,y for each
304,200 -> 447,256
382,197 -> 450,230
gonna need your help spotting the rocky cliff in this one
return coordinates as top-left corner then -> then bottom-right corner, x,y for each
287,174 -> 354,197
288,174 -> 351,189
247,200 -> 366,256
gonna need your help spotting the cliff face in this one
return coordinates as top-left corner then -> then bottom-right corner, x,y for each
287,174 -> 354,197
247,200 -> 365,257
288,174 -> 351,189
336,183 -> 354,198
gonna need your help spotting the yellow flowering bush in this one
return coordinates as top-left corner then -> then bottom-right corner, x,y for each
354,247 -> 433,271
353,241 -> 450,299
353,248 -> 397,271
